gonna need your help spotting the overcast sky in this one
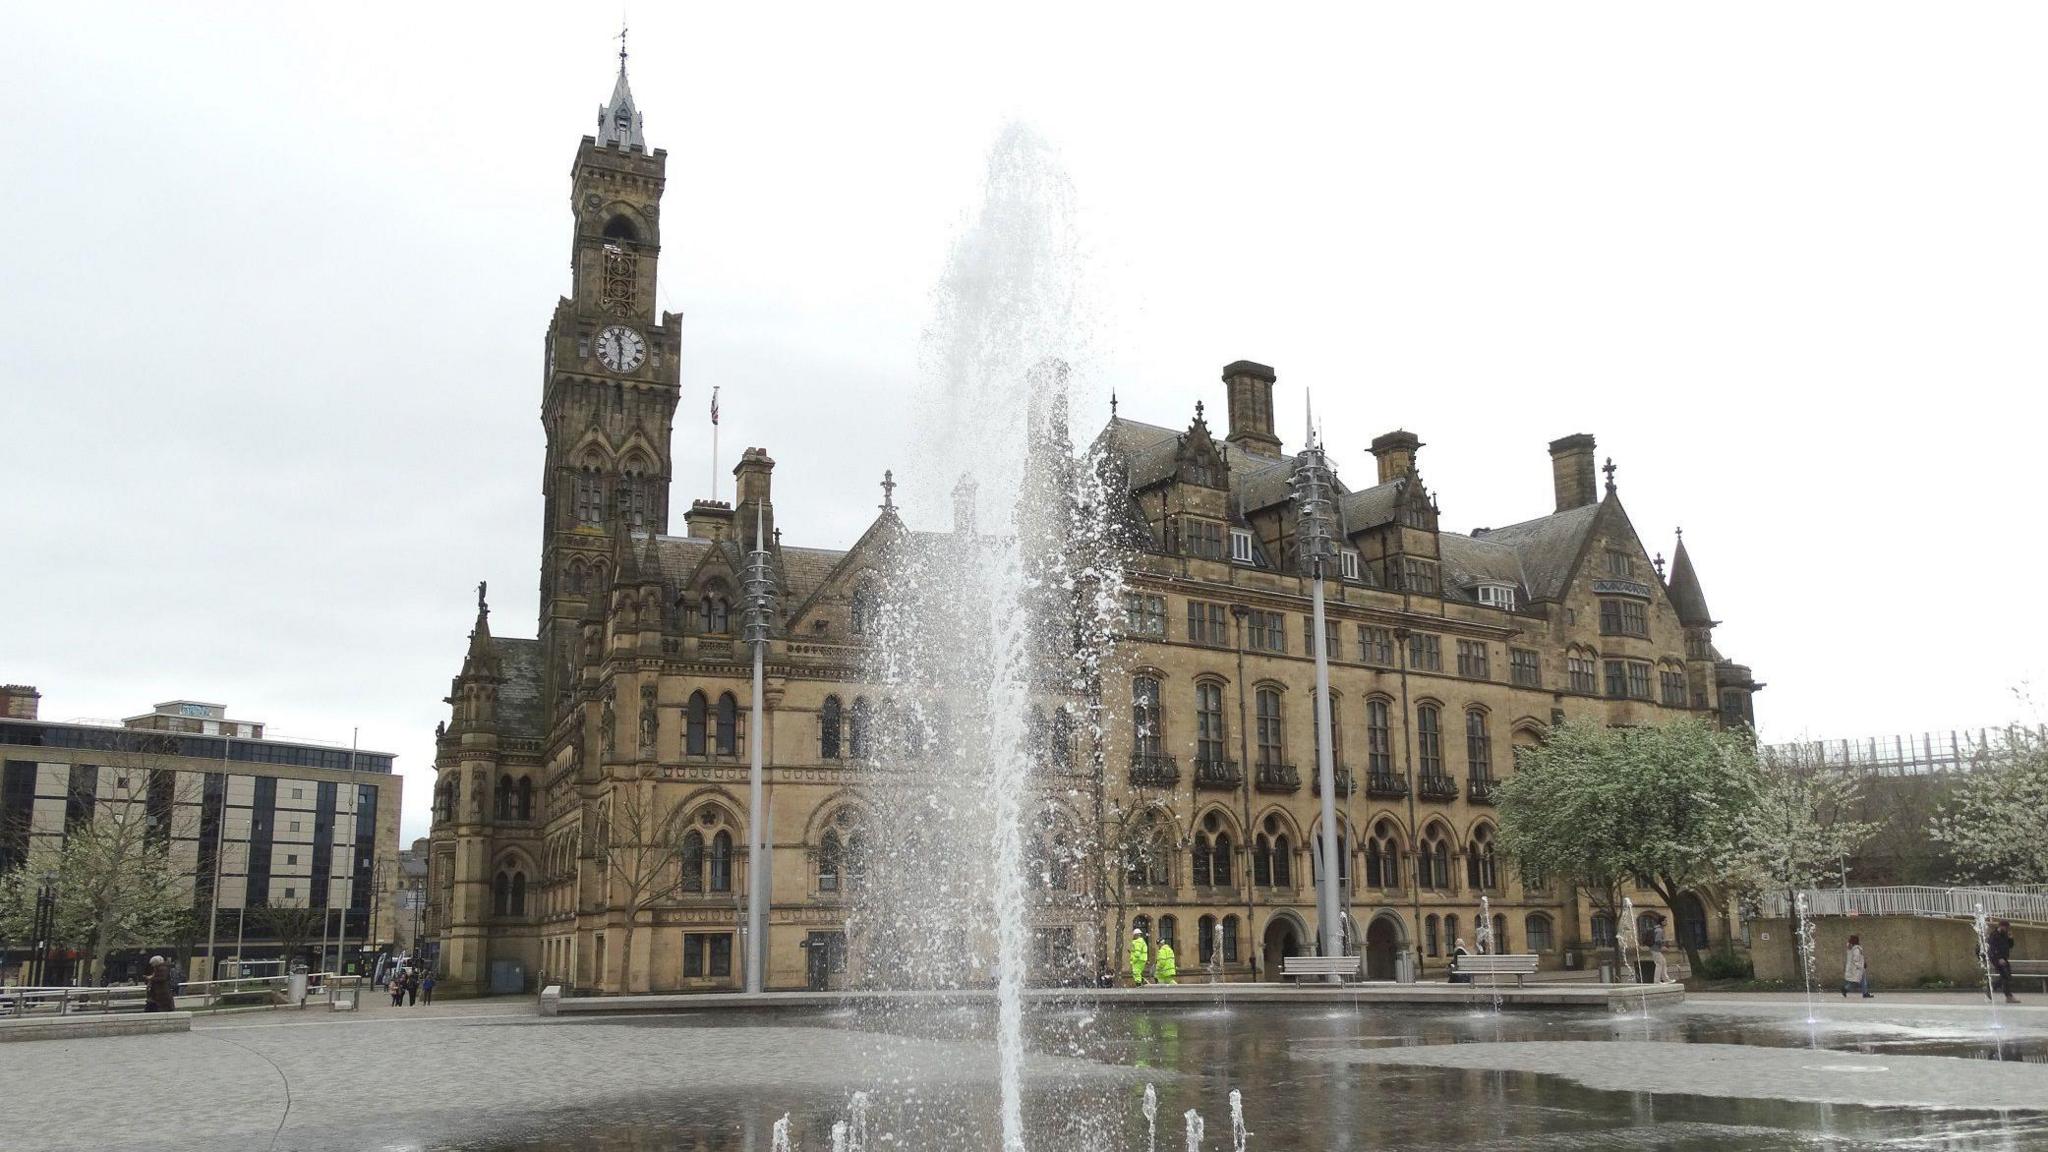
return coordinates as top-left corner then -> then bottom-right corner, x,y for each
6,3 -> 2045,843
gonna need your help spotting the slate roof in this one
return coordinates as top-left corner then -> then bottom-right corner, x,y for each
1438,532 -> 1531,595
491,637 -> 546,738
1665,537 -> 1714,626
1469,503 -> 1602,601
1337,479 -> 1404,533
641,534 -> 848,607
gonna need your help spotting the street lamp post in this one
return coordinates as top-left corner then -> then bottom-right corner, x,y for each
1291,398 -> 1344,968
741,504 -> 777,993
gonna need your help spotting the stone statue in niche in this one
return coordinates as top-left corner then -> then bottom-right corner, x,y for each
601,694 -> 616,755
469,767 -> 486,820
638,683 -> 658,756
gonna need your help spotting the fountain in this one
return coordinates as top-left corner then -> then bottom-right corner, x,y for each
1972,904 -> 2004,1035
1184,1109 -> 1205,1152
1795,891 -> 1820,1046
1229,1088 -> 1248,1152
1143,1084 -> 1158,1152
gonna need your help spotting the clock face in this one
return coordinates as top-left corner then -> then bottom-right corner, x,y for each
595,326 -> 646,373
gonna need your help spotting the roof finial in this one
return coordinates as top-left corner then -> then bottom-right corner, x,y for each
1654,552 -> 1667,579
1675,525 -> 1684,541
477,580 -> 489,615
1195,399 -> 1204,421
1109,390 -> 1118,417
1602,457 -> 1617,494
879,469 -> 896,512
617,16 -> 629,72
1304,389 -> 1316,450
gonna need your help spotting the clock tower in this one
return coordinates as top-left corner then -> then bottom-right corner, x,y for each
537,49 -> 682,717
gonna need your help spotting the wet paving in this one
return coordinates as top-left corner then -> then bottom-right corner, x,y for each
462,999 -> 2048,1151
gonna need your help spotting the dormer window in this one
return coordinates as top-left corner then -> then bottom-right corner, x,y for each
1185,459 -> 1213,487
1339,550 -> 1361,581
1475,583 -> 1517,610
1229,529 -> 1254,564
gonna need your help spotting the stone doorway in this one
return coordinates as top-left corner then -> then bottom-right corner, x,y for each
1261,913 -> 1306,980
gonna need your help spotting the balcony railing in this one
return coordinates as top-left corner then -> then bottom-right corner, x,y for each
1193,758 -> 1242,790
1417,774 -> 1459,802
1365,770 -> 1408,798
1467,776 -> 1497,805
1129,752 -> 1179,788
1253,763 -> 1300,793
1311,765 -> 1356,798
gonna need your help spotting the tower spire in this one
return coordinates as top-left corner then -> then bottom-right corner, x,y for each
597,27 -> 646,150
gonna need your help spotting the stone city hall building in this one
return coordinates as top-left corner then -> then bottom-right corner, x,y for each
427,59 -> 1760,995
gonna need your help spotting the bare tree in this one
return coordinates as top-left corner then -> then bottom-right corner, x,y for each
249,900 -> 327,970
596,783 -> 691,992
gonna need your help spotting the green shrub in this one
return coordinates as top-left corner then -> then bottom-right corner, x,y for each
1695,945 -> 1754,980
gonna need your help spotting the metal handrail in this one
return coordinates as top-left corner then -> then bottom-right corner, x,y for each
1761,885 -> 2048,925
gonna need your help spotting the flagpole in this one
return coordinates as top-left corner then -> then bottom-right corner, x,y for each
711,386 -> 721,502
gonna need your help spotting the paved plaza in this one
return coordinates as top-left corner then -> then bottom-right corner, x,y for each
0,992 -> 2043,1151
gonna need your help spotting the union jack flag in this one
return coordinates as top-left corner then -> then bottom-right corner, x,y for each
710,386 -> 720,426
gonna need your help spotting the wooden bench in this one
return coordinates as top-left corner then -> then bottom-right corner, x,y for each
2007,959 -> 2048,993
1280,955 -> 1362,983
1453,954 -> 1540,986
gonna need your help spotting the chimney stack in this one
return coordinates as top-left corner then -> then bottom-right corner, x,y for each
1,684 -> 40,720
1548,434 -> 1598,512
733,447 -> 775,541
1221,360 -> 1282,457
1369,430 -> 1423,484
683,499 -> 733,541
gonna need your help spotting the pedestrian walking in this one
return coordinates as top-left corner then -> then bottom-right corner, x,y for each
143,956 -> 177,1013
422,970 -> 436,1005
1649,919 -> 1673,984
389,972 -> 405,1007
1127,928 -> 1150,987
1989,920 -> 2020,1004
404,969 -> 419,1006
1841,935 -> 1870,998
1154,940 -> 1177,985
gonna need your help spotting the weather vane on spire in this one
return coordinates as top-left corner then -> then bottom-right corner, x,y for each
617,17 -> 629,70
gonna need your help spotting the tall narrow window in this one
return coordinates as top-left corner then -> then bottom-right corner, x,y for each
1196,682 -> 1226,764
1133,677 -> 1163,757
686,692 -> 708,756
818,831 -> 841,893
1273,834 -> 1292,887
1253,835 -> 1273,887
820,696 -> 842,759
1367,699 -> 1393,777
850,582 -> 877,634
716,693 -> 739,756
1255,688 -> 1284,767
1417,704 -> 1443,778
1465,709 -> 1492,781
1191,833 -> 1213,887
680,831 -> 704,892
709,830 -> 733,893
849,697 -> 871,760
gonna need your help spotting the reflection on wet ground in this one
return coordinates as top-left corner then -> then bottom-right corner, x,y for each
461,1000 -> 2048,1151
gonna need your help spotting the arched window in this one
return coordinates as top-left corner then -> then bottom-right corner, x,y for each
1591,912 -> 1617,948
1159,914 -> 1178,952
1255,688 -> 1284,767
1366,818 -> 1401,890
493,871 -> 510,916
716,693 -> 739,756
1445,914 -> 1461,953
1425,913 -> 1440,957
1313,690 -> 1342,761
850,582 -> 877,634
818,830 -> 842,893
1213,832 -> 1232,888
1273,833 -> 1293,888
1417,704 -> 1443,778
1048,707 -> 1073,768
1676,892 -> 1711,950
1466,708 -> 1492,782
1221,915 -> 1240,963
1311,831 -> 1348,885
1198,914 -> 1218,964
1525,912 -> 1556,953
568,558 -> 588,595
1253,834 -> 1273,887
1132,677 -> 1162,757
686,691 -> 709,756
574,469 -> 605,525
1420,824 -> 1452,890
495,776 -> 513,820
517,777 -> 534,821
1195,682 -> 1226,763
1123,811 -> 1172,888
1366,698 -> 1393,778
845,828 -> 869,892
700,587 -> 731,634
1493,913 -> 1508,953
679,830 -> 704,892
602,214 -> 640,242
849,697 -> 871,760
511,872 -> 527,916
1191,833 -> 1212,887
710,830 -> 734,893
1133,914 -> 1152,941
820,696 -> 842,759
1466,825 -> 1498,891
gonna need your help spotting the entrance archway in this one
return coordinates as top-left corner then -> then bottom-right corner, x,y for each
1261,913 -> 1307,981
1364,912 -> 1405,980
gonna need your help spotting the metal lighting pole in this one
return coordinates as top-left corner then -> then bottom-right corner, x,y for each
203,733 -> 231,983
742,504 -> 776,993
331,729 -> 360,978
1293,399 -> 1343,965
30,871 -> 57,986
